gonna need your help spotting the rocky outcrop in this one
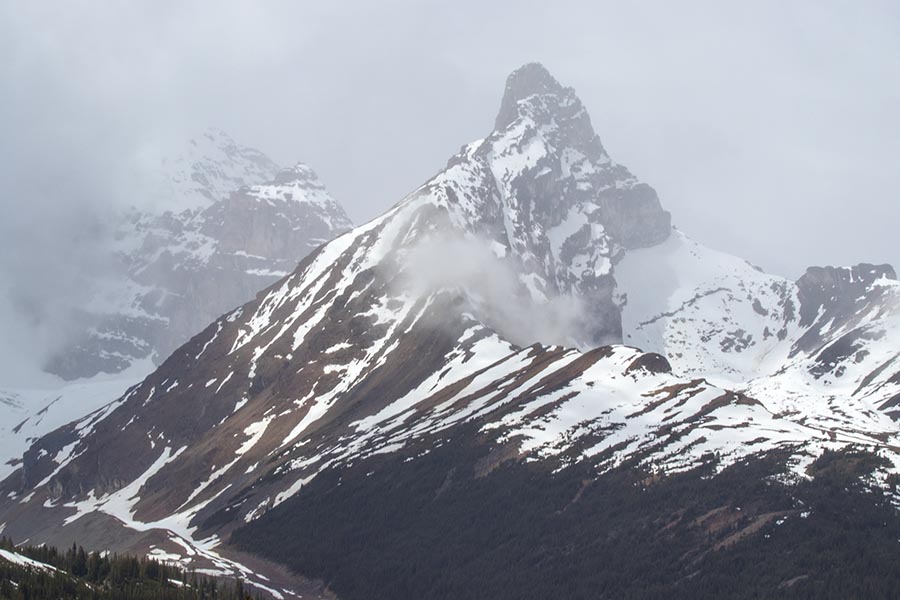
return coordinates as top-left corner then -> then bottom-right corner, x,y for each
796,263 -> 896,329
202,163 -> 352,261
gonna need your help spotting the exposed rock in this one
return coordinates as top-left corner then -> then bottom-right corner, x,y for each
797,264 -> 896,328
626,352 -> 672,374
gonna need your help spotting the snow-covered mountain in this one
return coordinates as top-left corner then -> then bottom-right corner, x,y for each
1,64 -> 899,598
45,131 -> 352,380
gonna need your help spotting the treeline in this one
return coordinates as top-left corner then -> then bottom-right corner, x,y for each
0,537 -> 258,600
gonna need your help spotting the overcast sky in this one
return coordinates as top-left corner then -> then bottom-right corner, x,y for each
1,1 -> 898,381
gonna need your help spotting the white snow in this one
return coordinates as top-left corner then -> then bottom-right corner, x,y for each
0,361 -> 154,480
0,549 -> 58,572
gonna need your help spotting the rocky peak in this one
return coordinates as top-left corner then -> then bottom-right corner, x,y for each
269,162 -> 325,187
483,64 -> 670,252
495,63 -> 567,129
190,128 -> 273,169
493,63 -> 599,154
412,64 -> 673,347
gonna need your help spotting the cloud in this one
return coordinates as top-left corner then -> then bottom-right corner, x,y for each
399,233 -> 591,349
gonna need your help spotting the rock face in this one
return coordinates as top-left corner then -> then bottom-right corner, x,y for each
2,64 -> 900,598
44,135 -> 353,380
795,263 -> 896,339
202,163 -> 351,262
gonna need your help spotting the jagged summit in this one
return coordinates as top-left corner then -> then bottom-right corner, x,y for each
507,62 -> 562,93
484,63 -> 670,254
492,64 -> 600,155
494,63 -> 566,127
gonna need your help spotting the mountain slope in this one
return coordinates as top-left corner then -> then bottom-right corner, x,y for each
1,64 -> 899,598
0,368 -> 150,481
0,537 -> 288,600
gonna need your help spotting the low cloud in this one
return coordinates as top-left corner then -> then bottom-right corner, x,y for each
399,233 -> 591,350
0,179 -> 117,386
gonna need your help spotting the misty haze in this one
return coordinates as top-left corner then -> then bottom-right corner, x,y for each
1,2 -> 899,599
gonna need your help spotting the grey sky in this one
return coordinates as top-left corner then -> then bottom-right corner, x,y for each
4,1 -> 899,273
1,1 -> 898,381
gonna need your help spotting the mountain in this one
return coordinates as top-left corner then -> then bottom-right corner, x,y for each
45,131 -> 353,381
2,64 -> 900,599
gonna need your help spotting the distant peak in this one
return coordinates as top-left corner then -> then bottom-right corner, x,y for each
494,62 -> 567,130
269,162 -> 322,186
507,63 -> 563,94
